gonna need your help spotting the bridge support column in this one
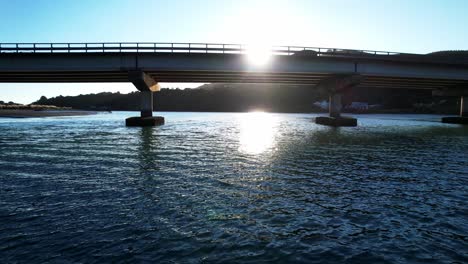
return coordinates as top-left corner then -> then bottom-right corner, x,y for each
435,88 -> 468,125
140,91 -> 154,118
315,75 -> 362,127
329,94 -> 342,118
462,96 -> 467,117
441,96 -> 468,125
125,71 -> 165,127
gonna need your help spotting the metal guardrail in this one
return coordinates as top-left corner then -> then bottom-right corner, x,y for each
0,42 -> 410,57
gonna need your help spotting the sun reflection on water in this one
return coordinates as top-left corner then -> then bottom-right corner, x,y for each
238,111 -> 278,154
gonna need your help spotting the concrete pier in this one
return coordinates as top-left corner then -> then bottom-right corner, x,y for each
315,116 -> 358,127
461,96 -> 467,117
126,116 -> 165,126
442,96 -> 468,124
329,94 -> 342,118
140,90 -> 153,118
315,75 -> 360,127
125,71 -> 165,127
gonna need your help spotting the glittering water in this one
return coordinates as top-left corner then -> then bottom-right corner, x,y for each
0,112 -> 467,263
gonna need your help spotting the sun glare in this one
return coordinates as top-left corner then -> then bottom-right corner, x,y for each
246,44 -> 272,66
238,111 -> 277,154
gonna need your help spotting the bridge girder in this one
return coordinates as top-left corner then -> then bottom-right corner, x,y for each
128,71 -> 160,92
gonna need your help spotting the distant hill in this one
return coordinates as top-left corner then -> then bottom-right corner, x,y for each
425,50 -> 468,64
33,84 -> 329,112
427,50 -> 468,57
0,100 -> 21,106
31,83 -> 457,114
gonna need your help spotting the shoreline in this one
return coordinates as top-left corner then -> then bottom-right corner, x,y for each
0,109 -> 457,118
0,109 -> 99,118
110,109 -> 456,115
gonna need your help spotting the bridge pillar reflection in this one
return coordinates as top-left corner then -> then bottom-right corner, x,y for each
315,75 -> 362,127
125,71 -> 165,127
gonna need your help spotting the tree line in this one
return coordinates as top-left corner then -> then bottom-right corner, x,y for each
32,83 -> 458,113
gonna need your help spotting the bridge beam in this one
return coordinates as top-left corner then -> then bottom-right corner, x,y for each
125,71 -> 164,126
128,71 -> 161,92
315,75 -> 362,127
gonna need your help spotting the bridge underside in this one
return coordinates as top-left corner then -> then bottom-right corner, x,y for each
1,71 -> 468,90
1,51 -> 468,88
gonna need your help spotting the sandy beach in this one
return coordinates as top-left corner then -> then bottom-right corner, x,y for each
0,109 -> 98,118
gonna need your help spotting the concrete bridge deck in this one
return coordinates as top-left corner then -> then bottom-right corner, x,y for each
1,42 -> 467,126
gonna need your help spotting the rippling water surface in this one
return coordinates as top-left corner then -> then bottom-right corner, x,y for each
0,112 -> 467,263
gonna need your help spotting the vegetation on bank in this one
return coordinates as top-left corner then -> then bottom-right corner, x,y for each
27,83 -> 460,114
0,101 -> 71,110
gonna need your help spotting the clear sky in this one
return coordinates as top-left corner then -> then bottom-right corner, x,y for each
1,0 -> 467,103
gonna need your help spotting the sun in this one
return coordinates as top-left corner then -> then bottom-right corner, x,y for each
245,43 -> 272,66
222,0 -> 304,67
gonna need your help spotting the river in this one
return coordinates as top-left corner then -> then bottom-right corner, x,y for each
0,112 -> 467,263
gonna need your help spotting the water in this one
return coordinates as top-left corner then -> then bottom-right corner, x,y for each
0,112 -> 467,263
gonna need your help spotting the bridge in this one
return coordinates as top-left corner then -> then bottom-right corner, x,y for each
1,42 -> 467,126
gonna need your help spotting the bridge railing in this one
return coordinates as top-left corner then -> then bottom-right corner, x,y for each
0,42 -> 410,57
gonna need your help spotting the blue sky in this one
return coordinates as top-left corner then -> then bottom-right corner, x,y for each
1,0 -> 467,103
